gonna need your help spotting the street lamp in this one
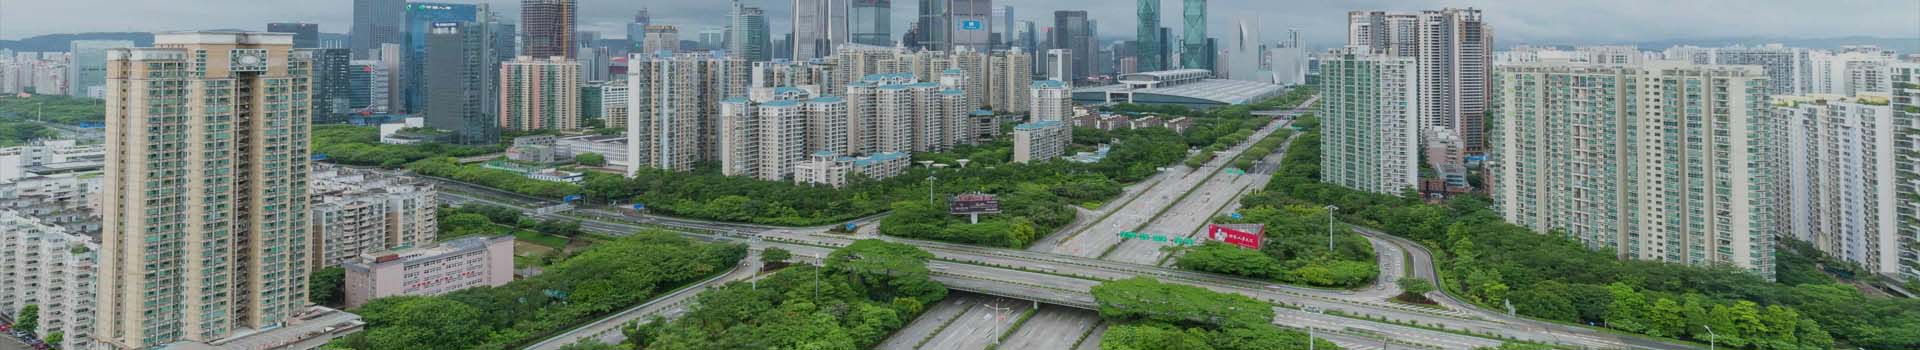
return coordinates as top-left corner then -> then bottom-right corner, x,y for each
1704,325 -> 1716,350
984,299 -> 1013,345
926,176 -> 938,206
1325,205 -> 1339,252
1304,306 -> 1324,350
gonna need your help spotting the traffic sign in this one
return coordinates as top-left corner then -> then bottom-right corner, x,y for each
632,203 -> 646,210
845,223 -> 858,231
1229,212 -> 1243,220
1225,168 -> 1246,175
563,194 -> 583,203
1120,231 -> 1137,239
1151,235 -> 1167,242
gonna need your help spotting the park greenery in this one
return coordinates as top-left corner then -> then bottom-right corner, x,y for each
313,125 -> 503,168
325,231 -> 746,350
1232,115 -> 1917,349
1092,277 -> 1339,350
407,157 -> 584,198
310,267 -> 346,307
0,95 -> 101,147
619,240 -> 945,350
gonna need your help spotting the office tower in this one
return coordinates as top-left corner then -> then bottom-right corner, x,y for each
1019,21 -> 1038,71
1318,47 -> 1418,195
775,33 -> 796,61
916,0 -> 947,50
627,52 -> 750,174
1489,62 -> 1780,278
500,56 -> 581,131
1713,44 -> 1808,96
1012,120 -> 1069,163
580,47 -> 612,82
309,164 -> 438,269
793,0 -> 849,60
1890,63 -> 1920,282
1808,48 -> 1896,96
1052,11 -> 1089,82
310,48 -> 354,121
719,87 -> 845,180
728,2 -> 773,62
1347,8 -> 1491,153
1268,45 -> 1307,86
425,22 -> 499,144
403,2 -> 479,113
1776,94 -> 1907,280
1136,0 -> 1163,72
1179,0 -> 1207,69
991,48 -> 1032,113
1220,18 -> 1262,82
99,32 -> 313,348
1158,27 -> 1173,71
699,28 -> 728,50
268,22 -> 321,48
850,0 -> 892,46
352,0 -> 405,59
1045,49 -> 1072,82
628,9 -> 652,52
948,0 -> 993,51
1029,79 -> 1069,121
997,6 -> 1015,51
66,40 -> 134,97
522,0 -> 577,59
349,60 -> 391,113
0,211 -> 98,350
644,25 -> 681,53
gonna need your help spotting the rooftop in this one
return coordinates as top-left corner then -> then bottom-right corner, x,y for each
1073,79 -> 1284,106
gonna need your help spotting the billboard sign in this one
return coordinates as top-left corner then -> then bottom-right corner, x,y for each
949,193 -> 1002,215
1205,223 -> 1264,249
961,20 -> 983,30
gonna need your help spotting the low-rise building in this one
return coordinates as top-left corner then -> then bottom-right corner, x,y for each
792,151 -> 909,188
342,235 -> 515,308
310,164 -> 438,268
554,134 -> 631,168
0,210 -> 98,350
483,160 -> 587,184
1013,120 -> 1071,164
507,135 -> 560,163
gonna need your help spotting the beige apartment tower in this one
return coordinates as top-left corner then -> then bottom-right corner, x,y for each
99,32 -> 314,348
500,56 -> 582,131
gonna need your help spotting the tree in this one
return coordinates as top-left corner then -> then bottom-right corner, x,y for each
311,267 -> 347,307
575,152 -> 607,166
1091,277 -> 1271,329
1397,277 -> 1435,303
14,304 -> 37,335
354,296 -> 491,350
761,247 -> 792,267
43,331 -> 61,348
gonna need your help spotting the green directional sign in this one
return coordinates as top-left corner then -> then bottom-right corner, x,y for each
1152,235 -> 1168,242
1120,231 -> 1137,239
1225,168 -> 1246,175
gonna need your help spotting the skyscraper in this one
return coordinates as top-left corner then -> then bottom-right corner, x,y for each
727,1 -> 773,62
500,56 -> 581,131
850,0 -> 892,47
425,22 -> 499,144
948,0 -> 993,51
916,0 -> 948,50
1318,47 -> 1419,195
1775,95 -> 1906,280
310,48 -> 354,122
65,40 -> 133,97
644,25 -> 681,53
403,2 -> 479,113
522,0 -> 577,59
267,22 -> 321,48
997,6 -> 1015,51
628,8 -> 651,52
351,0 -> 405,59
1490,62 -> 1780,278
627,52 -> 750,173
1136,0 -> 1162,72
1347,8 -> 1492,153
1051,11 -> 1089,82
100,32 -> 313,348
1180,0 -> 1207,69
1890,63 -> 1920,282
793,0 -> 849,60
990,48 -> 1032,113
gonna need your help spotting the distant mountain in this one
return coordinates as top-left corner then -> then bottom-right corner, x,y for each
0,32 -> 154,52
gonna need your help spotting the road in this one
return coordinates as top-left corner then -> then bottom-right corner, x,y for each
1104,127 -> 1299,265
912,295 -> 1032,350
875,293 -> 986,350
522,251 -> 766,350
997,305 -> 1102,350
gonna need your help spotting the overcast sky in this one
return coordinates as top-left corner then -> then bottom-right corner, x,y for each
2,0 -> 1915,47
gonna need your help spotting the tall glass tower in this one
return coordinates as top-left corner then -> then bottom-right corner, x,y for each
1136,0 -> 1161,71
850,0 -> 892,46
1181,0 -> 1207,69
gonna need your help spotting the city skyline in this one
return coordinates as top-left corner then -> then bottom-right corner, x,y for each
2,0 -> 1915,49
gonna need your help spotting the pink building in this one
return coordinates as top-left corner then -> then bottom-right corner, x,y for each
342,235 -> 515,308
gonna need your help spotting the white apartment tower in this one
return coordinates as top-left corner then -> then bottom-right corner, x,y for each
500,56 -> 582,131
1776,95 -> 1905,279
1348,8 -> 1491,153
1030,80 -> 1071,122
1318,47 -> 1419,195
0,210 -> 98,350
1490,62 -> 1782,278
99,32 -> 313,348
1883,63 -> 1920,282
992,48 -> 1033,113
627,52 -> 749,174
719,87 -> 846,181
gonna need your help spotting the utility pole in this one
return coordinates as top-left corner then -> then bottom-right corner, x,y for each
1325,205 -> 1338,252
927,176 -> 937,206
984,299 -> 1013,346
1704,325 -> 1716,350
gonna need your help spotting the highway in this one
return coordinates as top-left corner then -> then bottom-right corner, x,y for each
1103,127 -> 1299,266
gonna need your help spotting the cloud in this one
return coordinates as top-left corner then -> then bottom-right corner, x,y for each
2,0 -> 1913,49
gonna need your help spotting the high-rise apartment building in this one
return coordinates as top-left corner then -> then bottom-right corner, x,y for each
643,25 -> 681,53
1883,63 -> 1920,281
727,2 -> 773,62
793,0 -> 849,60
522,0 -> 577,59
67,40 -> 134,97
850,0 -> 892,46
628,9 -> 652,52
425,22 -> 501,144
1318,48 -> 1419,195
267,22 -> 320,49
627,52 -> 750,174
1052,11 -> 1090,82
99,32 -> 314,348
719,87 -> 846,180
1030,79 -> 1069,121
594,81 -> 632,129
1808,48 -> 1896,96
351,0 -> 405,59
0,210 -> 98,350
1180,0 -> 1208,70
991,48 -> 1032,113
1348,8 -> 1492,153
846,73 -> 974,154
1775,94 -> 1907,280
1713,44 -> 1808,96
1012,120 -> 1070,163
310,164 -> 438,269
500,56 -> 581,131
1489,62 -> 1780,278
1135,0 -> 1163,72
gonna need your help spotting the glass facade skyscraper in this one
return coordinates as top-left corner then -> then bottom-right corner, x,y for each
403,2 -> 478,113
1136,0 -> 1161,71
850,0 -> 891,46
1181,0 -> 1208,70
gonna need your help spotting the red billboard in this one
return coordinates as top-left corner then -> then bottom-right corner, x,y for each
1206,223 -> 1264,249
